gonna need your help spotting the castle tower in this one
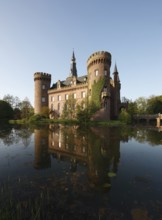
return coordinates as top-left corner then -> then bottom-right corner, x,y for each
34,129 -> 51,169
34,72 -> 51,114
87,51 -> 112,120
113,64 -> 121,118
87,51 -> 111,90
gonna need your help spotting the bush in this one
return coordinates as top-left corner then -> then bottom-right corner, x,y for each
119,109 -> 131,124
28,114 -> 46,123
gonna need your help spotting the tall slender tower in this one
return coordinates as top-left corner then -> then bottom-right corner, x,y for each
34,72 -> 51,114
113,64 -> 121,118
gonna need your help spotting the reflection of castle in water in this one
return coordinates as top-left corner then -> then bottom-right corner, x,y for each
34,129 -> 51,169
34,125 -> 121,187
49,125 -> 88,169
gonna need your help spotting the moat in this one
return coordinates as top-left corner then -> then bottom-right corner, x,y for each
0,124 -> 162,219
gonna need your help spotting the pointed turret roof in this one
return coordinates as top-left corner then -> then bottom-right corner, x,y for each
69,50 -> 77,77
113,63 -> 120,82
114,63 -> 118,73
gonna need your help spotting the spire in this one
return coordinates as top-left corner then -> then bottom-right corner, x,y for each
114,63 -> 118,73
69,50 -> 77,77
113,63 -> 120,82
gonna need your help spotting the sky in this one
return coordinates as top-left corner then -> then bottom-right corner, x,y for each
0,0 -> 162,106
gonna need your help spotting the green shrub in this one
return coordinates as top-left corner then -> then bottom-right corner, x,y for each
119,109 -> 131,124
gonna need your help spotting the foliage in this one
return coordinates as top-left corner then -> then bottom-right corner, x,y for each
135,97 -> 148,114
3,94 -> 34,120
147,95 -> 162,114
62,94 -> 77,119
76,106 -> 91,125
20,97 -> 33,119
127,101 -> 138,119
0,100 -> 14,119
3,94 -> 21,109
129,95 -> 162,115
49,110 -> 59,119
76,95 -> 98,124
91,77 -> 105,110
28,114 -> 46,123
119,109 -> 131,124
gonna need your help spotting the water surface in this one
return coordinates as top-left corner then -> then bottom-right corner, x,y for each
0,124 -> 162,219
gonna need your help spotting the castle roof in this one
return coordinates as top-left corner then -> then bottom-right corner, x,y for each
113,63 -> 118,73
50,75 -> 87,90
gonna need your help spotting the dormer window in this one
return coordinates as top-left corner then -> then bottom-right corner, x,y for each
57,81 -> 61,88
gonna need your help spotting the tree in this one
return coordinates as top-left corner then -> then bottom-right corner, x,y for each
119,109 -> 131,124
147,95 -> 162,114
3,94 -> 21,109
135,97 -> 148,114
0,100 -> 14,120
127,101 -> 138,118
62,94 -> 77,119
20,97 -> 33,119
76,106 -> 91,124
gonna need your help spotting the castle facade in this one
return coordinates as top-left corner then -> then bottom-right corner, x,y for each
34,51 -> 121,120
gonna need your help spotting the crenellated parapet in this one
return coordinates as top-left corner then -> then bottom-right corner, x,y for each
87,51 -> 111,69
34,72 -> 51,81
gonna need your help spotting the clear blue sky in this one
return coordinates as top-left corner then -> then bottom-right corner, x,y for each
0,0 -> 162,106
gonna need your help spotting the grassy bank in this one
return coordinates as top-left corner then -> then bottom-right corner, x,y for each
9,117 -> 125,127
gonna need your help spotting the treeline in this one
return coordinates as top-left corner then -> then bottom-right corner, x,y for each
119,95 -> 162,123
0,94 -> 33,120
127,95 -> 162,115
1,93 -> 162,123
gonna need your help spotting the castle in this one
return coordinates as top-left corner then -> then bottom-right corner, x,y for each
34,51 -> 121,120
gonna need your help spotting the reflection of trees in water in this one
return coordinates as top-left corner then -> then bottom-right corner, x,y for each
0,125 -> 33,147
125,126 -> 162,146
118,126 -> 162,146
87,127 -> 121,188
133,127 -> 162,146
14,128 -> 33,147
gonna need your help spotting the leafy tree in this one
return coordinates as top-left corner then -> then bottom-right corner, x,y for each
135,97 -> 148,114
119,108 -> 131,124
127,101 -> 138,118
13,108 -> 21,119
3,94 -> 21,109
0,100 -> 14,119
20,97 -> 33,119
76,105 -> 91,124
62,94 -> 77,119
147,95 -> 162,114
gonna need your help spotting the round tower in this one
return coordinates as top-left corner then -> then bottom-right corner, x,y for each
87,51 -> 111,91
34,72 -> 51,114
87,51 -> 112,120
